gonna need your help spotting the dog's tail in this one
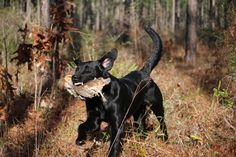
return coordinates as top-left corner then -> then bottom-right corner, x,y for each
141,26 -> 163,75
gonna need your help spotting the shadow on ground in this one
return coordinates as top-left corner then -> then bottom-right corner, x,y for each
2,90 -> 74,157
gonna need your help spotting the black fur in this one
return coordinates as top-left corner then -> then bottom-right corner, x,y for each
72,26 -> 168,157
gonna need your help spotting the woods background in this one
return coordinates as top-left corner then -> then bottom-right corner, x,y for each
0,0 -> 236,157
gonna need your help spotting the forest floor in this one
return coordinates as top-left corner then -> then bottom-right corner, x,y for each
1,46 -> 236,157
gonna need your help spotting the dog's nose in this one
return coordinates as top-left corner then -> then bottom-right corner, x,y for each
72,75 -> 79,83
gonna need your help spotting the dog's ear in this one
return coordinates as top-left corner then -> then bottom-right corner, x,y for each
99,48 -> 118,71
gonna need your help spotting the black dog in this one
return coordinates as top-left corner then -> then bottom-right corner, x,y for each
72,26 -> 168,157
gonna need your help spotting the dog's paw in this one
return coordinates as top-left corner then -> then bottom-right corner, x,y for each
76,139 -> 86,145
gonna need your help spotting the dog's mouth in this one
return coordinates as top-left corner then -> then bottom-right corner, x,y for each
73,77 -> 98,86
65,76 -> 110,102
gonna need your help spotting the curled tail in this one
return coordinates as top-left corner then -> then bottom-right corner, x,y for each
141,26 -> 163,75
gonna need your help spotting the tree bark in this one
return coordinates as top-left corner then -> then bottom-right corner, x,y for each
80,0 -> 94,29
37,0 -> 40,24
154,1 -> 158,29
41,0 -> 51,28
20,0 -> 27,12
216,2 -> 221,29
3,0 -> 10,7
95,0 -> 101,31
209,0 -> 216,30
159,1 -> 164,32
223,0 -> 230,29
68,1 -> 81,59
198,0 -> 204,28
138,0 -> 144,26
165,3 -> 169,33
25,0 -> 31,24
185,0 -> 198,64
123,0 -> 131,31
172,0 -> 176,34
174,0 -> 180,42
2,26 -> 8,71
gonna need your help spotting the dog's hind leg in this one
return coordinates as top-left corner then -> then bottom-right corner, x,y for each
147,85 -> 168,141
133,106 -> 149,138
154,110 -> 168,141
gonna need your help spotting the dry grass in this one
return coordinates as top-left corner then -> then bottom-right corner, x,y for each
0,4 -> 235,157
35,47 -> 235,157
1,33 -> 235,157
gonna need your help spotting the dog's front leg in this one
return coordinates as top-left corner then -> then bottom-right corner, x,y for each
76,111 -> 101,145
107,119 -> 125,157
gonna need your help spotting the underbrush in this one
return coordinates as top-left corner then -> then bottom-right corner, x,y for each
198,25 -> 236,103
1,19 -> 235,156
0,8 -> 23,62
0,88 -> 73,157
36,53 -> 236,157
154,61 -> 235,157
230,42 -> 236,78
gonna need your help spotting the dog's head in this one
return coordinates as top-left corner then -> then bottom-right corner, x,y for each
72,48 -> 118,85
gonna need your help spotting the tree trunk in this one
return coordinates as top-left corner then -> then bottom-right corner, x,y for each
3,0 -> 10,7
198,0 -> 203,28
101,0 -> 105,30
95,0 -> 101,31
80,0 -> 94,29
185,0 -> 198,64
138,0 -> 144,26
130,0 -> 140,63
209,0 -> 216,30
154,0 -> 162,31
41,0 -> 50,28
216,2 -> 221,29
223,1 -> 229,29
174,0 -> 180,42
159,1 -> 164,32
88,0 -> 94,30
20,0 -> 27,12
123,0 -> 131,32
2,26 -> 8,71
79,0 -> 84,28
67,2 -> 81,59
165,3 -> 169,33
172,0 -> 176,34
25,0 -> 31,24
37,0 -> 40,24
